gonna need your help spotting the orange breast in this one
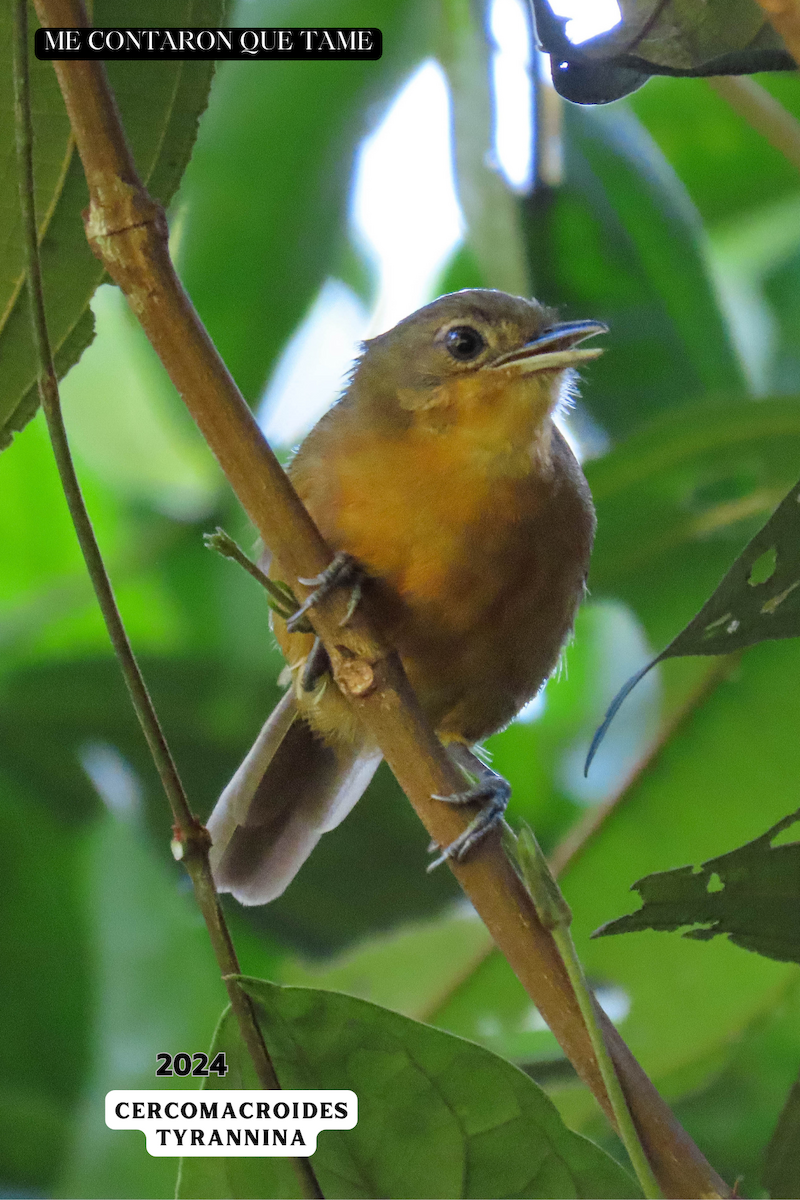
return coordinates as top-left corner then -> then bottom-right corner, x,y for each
281,413 -> 592,745
302,426 -> 541,632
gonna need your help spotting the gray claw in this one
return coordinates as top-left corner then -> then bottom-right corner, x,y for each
427,773 -> 510,872
286,552 -> 363,633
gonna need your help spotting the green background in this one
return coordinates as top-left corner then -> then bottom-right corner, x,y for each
3,1 -> 800,1196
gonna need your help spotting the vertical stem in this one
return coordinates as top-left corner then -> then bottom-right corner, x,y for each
12,8 -> 320,1195
514,825 -> 663,1199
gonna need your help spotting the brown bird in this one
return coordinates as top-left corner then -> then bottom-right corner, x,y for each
208,289 -> 604,904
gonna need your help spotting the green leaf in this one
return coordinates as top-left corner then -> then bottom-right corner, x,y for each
631,74 -> 800,231
277,909 -> 493,1019
764,1077 -> 800,1199
594,807 -> 800,964
565,635 -> 800,1086
59,285 -> 221,521
177,980 -> 640,1200
0,0 -> 226,448
586,396 -> 800,649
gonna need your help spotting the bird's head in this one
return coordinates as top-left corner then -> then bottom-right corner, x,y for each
348,289 -> 606,454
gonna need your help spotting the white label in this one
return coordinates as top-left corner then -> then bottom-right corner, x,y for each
105,1090 -> 358,1156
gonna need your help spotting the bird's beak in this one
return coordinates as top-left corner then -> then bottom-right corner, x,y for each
489,320 -> 608,374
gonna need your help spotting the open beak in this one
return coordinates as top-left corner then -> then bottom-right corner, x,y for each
489,320 -> 608,374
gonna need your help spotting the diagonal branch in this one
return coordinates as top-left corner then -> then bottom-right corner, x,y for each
707,75 -> 800,175
32,2 -> 729,1194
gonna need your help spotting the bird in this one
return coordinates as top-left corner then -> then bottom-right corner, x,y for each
207,288 -> 605,905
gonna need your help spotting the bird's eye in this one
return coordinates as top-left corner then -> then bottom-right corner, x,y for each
443,325 -> 486,361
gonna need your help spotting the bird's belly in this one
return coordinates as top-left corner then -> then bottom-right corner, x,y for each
394,539 -> 581,744
286,428 -> 592,748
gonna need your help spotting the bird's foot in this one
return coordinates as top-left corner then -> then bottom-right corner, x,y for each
286,551 -> 364,633
427,746 -> 510,871
300,636 -> 331,692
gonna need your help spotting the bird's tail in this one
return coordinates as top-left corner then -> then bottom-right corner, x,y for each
207,689 -> 382,905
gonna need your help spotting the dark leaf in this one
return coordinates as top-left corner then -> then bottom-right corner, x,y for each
176,980 -> 640,1200
531,0 -> 795,106
586,471 -> 800,771
594,808 -> 800,964
530,0 -> 649,104
659,474 -> 800,655
764,1077 -> 800,1198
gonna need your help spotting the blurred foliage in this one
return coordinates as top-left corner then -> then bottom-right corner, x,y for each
4,0 -> 800,1197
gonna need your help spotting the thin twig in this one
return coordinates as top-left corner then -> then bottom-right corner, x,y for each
708,75 -> 800,175
32,2 -> 730,1193
12,9 -> 320,1197
205,527 -> 306,622
549,655 -> 739,879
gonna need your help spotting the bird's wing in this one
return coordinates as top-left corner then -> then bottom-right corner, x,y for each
207,690 -> 382,905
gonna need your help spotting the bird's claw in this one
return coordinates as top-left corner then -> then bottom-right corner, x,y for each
427,776 -> 511,871
300,636 -> 331,692
286,552 -> 364,633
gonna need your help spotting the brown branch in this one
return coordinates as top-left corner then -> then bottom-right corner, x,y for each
753,0 -> 800,65
33,2 -> 729,1194
421,657 -> 737,1038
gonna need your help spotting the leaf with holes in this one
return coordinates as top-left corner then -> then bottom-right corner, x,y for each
657,476 -> 800,656
586,473 -> 800,771
594,808 -> 800,965
0,0 -> 226,449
